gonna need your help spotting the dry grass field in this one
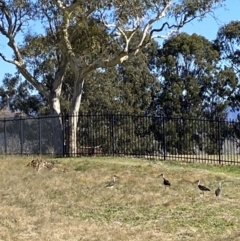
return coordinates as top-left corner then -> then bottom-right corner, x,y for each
0,156 -> 240,241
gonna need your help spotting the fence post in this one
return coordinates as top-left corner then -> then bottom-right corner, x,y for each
217,117 -> 221,164
62,114 -> 65,157
163,115 -> 166,160
20,117 -> 23,155
39,116 -> 42,155
4,118 -> 7,154
111,114 -> 115,156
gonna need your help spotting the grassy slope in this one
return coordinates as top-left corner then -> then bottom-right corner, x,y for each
0,156 -> 240,241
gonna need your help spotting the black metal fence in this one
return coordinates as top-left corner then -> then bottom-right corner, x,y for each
0,113 -> 240,164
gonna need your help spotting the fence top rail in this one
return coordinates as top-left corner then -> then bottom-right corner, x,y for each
0,113 -> 239,124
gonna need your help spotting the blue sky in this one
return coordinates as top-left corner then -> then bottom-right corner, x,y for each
0,0 -> 239,111
181,0 -> 239,39
0,0 -> 238,82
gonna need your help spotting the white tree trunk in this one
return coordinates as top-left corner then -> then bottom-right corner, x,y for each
68,79 -> 85,156
48,86 -> 64,155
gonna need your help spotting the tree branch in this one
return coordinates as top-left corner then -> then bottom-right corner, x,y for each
0,52 -> 16,64
134,0 -> 173,55
52,0 -> 95,16
0,50 -> 49,98
82,52 -> 129,76
53,55 -> 68,93
0,37 -> 49,98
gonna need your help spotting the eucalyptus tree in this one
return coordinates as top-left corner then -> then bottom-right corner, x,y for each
216,21 -> 240,112
39,34 -> 159,115
216,21 -> 240,149
216,21 -> 240,76
106,40 -> 160,115
150,33 -> 237,154
0,0 -> 227,154
153,33 -> 237,118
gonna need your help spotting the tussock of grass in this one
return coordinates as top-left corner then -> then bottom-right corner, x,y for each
0,155 -> 240,240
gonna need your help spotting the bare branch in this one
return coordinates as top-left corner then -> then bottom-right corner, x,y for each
82,52 -> 129,76
134,0 -> 173,55
0,50 -> 48,98
0,24 -> 8,37
60,11 -> 79,77
0,52 -> 16,64
2,5 -> 13,36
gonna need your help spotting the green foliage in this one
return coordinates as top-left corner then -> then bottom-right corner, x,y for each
216,21 -> 240,111
0,74 -> 46,116
74,40 -> 160,114
147,33 -> 238,154
216,21 -> 240,69
151,33 -> 237,119
0,0 -> 227,116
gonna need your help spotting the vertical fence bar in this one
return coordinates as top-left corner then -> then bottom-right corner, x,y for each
234,120 -> 237,165
66,114 -> 69,157
200,118 -> 203,162
72,113 -> 75,156
91,114 -> 94,153
4,118 -> 7,154
61,114 -> 65,157
231,119 -> 235,165
111,114 -> 115,156
217,117 -> 221,164
163,115 -> 166,160
205,118 -> 208,162
230,120 -> 234,165
20,117 -> 23,155
39,116 -> 42,155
